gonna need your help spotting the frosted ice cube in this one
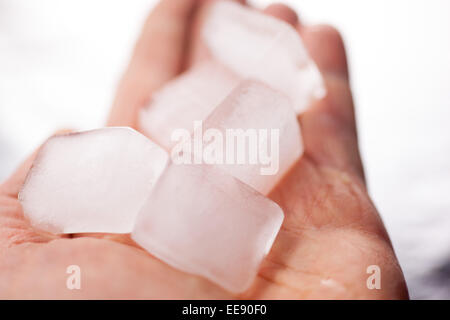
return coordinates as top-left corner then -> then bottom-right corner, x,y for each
132,162 -> 284,293
203,0 -> 325,114
19,127 -> 168,234
173,80 -> 302,195
139,61 -> 239,150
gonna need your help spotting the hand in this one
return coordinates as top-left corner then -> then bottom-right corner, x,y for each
0,0 -> 408,299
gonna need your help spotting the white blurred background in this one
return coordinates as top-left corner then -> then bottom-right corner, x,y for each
0,0 -> 449,299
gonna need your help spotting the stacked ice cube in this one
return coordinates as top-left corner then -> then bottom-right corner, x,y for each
19,1 -> 324,293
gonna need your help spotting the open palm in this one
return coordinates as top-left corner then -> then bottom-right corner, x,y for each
0,0 -> 408,299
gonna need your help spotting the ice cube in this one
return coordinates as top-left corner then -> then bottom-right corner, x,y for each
203,0 -> 325,114
139,61 -> 239,150
173,80 -> 302,195
19,127 -> 168,234
131,162 -> 284,293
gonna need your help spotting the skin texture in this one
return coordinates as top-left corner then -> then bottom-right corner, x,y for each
0,0 -> 409,299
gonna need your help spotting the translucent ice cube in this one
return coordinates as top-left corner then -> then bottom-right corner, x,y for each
139,61 -> 239,150
173,80 -> 302,195
203,0 -> 325,114
131,162 -> 284,293
19,127 -> 168,234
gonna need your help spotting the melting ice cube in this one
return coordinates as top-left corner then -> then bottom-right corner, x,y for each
139,61 -> 239,150
173,80 -> 302,195
132,162 -> 284,293
19,127 -> 168,234
203,0 -> 325,114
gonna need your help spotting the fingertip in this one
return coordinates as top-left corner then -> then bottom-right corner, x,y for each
263,3 -> 298,27
300,24 -> 349,78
